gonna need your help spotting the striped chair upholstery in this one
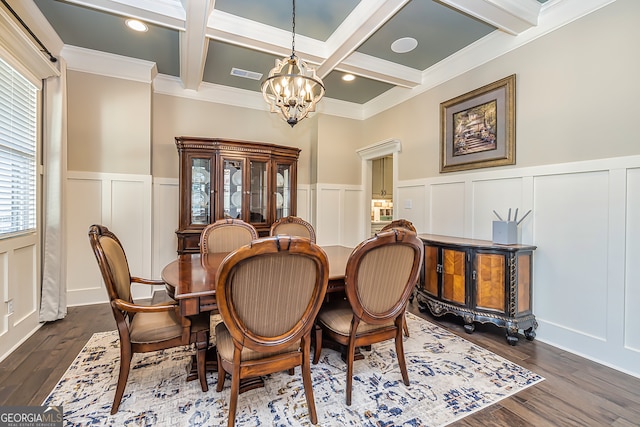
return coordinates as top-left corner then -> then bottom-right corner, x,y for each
269,215 -> 316,243
214,236 -> 329,427
199,218 -> 258,254
380,218 -> 417,337
313,228 -> 423,406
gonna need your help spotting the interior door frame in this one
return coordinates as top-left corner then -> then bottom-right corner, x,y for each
356,139 -> 402,239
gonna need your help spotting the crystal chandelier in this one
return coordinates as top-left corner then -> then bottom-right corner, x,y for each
261,0 -> 325,127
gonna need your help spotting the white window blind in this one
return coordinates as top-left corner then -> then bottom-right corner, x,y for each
0,57 -> 37,235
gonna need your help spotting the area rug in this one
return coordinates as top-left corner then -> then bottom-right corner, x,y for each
43,313 -> 543,426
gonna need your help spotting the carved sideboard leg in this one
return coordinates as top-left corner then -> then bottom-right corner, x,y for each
506,325 -> 520,345
463,316 -> 475,334
524,327 -> 536,341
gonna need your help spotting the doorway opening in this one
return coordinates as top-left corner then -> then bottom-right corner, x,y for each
356,139 -> 401,239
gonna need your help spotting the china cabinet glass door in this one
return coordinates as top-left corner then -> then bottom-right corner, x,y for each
249,160 -> 268,226
274,161 -> 294,221
222,158 -> 244,220
190,157 -> 212,226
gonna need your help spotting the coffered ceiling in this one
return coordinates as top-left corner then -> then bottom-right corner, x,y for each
25,0 -> 574,117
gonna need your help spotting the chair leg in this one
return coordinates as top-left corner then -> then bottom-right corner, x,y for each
312,324 -> 322,364
345,319 -> 360,406
395,328 -> 410,386
227,362 -> 241,427
216,351 -> 226,393
111,350 -> 132,414
403,316 -> 409,337
196,329 -> 209,392
301,337 -> 318,424
345,337 -> 356,406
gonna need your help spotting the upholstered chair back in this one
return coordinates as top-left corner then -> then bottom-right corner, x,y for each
200,218 -> 258,254
346,228 -> 423,324
270,216 -> 316,243
216,235 -> 328,353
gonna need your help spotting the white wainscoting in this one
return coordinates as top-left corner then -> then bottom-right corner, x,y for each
313,183 -> 365,248
66,171 -> 152,305
152,178 -> 179,281
0,233 -> 40,363
393,155 -> 640,378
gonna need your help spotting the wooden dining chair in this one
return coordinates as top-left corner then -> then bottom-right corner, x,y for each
199,218 -> 258,254
269,215 -> 316,243
214,235 -> 329,427
88,224 -> 210,414
312,228 -> 423,405
381,219 -> 417,337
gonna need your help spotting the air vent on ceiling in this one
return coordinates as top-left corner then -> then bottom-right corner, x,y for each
230,68 -> 263,80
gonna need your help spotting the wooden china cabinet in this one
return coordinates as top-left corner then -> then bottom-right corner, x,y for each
175,137 -> 300,254
416,234 -> 537,345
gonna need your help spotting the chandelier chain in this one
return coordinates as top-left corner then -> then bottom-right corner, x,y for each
291,0 -> 296,58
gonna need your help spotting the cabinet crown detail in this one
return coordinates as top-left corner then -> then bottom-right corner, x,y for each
175,137 -> 300,254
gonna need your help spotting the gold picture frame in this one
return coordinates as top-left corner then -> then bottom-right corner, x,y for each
440,74 -> 515,173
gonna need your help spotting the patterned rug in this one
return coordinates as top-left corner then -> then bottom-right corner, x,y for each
43,313 -> 543,426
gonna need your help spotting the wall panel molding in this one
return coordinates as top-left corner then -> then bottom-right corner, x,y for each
66,171 -> 152,305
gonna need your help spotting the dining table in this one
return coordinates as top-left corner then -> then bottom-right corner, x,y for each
161,244 -> 355,391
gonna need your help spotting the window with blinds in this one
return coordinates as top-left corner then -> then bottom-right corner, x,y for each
0,57 -> 37,236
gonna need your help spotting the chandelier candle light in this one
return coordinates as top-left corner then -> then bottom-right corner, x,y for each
261,0 -> 325,127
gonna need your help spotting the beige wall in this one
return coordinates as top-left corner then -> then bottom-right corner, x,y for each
362,0 -> 640,180
316,114 -> 364,185
67,71 -> 151,174
151,94 -> 317,184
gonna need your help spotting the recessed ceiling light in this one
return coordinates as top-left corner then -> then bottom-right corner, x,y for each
125,19 -> 148,32
391,37 -> 417,54
342,74 -> 355,82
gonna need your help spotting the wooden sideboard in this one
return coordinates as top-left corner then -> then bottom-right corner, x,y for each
175,137 -> 300,254
416,234 -> 537,345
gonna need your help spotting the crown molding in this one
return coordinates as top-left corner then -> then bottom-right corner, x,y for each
62,45 -> 157,83
153,74 -> 265,110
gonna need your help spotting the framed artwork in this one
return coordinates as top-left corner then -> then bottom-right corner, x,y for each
440,74 -> 515,173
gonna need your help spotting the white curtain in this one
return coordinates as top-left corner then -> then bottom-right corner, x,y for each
39,58 -> 68,322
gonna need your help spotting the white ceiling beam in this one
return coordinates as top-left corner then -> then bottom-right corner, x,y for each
206,10 -> 325,63
56,0 -> 185,30
179,0 -> 213,90
316,0 -> 409,79
440,0 -> 541,35
340,52 -> 421,88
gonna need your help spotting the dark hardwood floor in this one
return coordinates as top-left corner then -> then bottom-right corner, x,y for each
1,301 -> 639,426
